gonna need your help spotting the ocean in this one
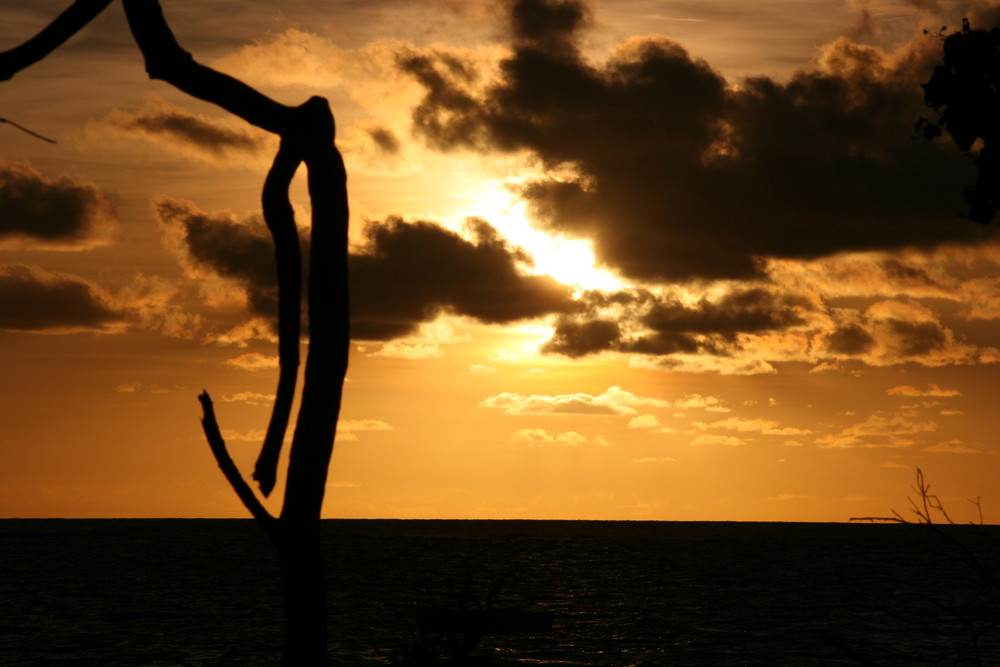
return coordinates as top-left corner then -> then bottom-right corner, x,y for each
2,519 -> 999,666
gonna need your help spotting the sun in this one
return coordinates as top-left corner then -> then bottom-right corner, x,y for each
458,182 -> 624,292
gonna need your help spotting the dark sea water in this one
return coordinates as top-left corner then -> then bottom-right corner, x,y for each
2,520 -> 1000,666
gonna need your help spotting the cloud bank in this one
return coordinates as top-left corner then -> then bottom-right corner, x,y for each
401,0 -> 998,284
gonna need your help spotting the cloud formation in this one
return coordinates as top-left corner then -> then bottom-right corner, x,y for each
887,384 -> 961,397
627,414 -> 677,433
537,269 -> 1000,370
694,417 -> 812,436
543,287 -> 810,358
0,160 -> 115,249
350,216 -> 578,339
816,409 -> 937,448
401,0 -> 998,284
155,198 -> 577,342
480,385 -> 669,415
511,428 -> 587,445
223,353 -> 279,371
155,197 -> 281,328
0,264 -> 123,333
99,96 -> 271,165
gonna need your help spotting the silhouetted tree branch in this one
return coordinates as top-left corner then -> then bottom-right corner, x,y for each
255,138 -> 303,498
851,468 -> 997,585
122,0 -> 295,135
0,117 -> 56,143
198,391 -> 277,532
3,2 -> 350,665
0,0 -> 112,81
851,468 -> 999,664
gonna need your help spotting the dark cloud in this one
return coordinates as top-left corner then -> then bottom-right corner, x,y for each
104,96 -> 268,164
368,126 -> 401,155
155,198 -> 280,323
507,0 -> 591,54
879,259 -> 940,288
543,287 -> 807,357
642,288 -> 807,336
350,215 -> 578,339
0,160 -> 115,249
822,324 -> 875,355
541,318 -> 620,357
891,319 -> 946,356
154,199 -> 577,340
0,264 -> 122,332
400,0 -> 999,283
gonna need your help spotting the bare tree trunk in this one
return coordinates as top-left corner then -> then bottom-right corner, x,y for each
276,520 -> 328,665
124,4 -> 350,662
3,2 -> 351,664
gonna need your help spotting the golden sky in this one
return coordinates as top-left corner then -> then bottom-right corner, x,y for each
3,0 -> 1000,521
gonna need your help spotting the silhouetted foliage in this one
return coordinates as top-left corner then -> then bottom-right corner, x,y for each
919,19 -> 1000,223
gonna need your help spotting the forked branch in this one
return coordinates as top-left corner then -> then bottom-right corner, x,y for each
122,0 -> 294,134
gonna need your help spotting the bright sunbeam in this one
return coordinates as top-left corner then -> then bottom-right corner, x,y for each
458,182 -> 624,292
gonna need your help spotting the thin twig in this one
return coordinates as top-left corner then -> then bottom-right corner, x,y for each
0,117 -> 56,143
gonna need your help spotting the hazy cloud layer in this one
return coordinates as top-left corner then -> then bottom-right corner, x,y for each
401,0 -> 998,283
0,160 -> 115,249
0,264 -> 123,333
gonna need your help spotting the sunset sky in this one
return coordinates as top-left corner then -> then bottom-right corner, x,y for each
3,0 -> 1000,521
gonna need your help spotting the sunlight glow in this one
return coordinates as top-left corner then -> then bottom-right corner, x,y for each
457,182 -> 625,292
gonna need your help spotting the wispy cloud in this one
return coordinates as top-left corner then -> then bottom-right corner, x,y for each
924,440 -> 984,454
887,384 -> 961,397
627,414 -> 677,434
94,95 -> 271,166
480,385 -> 669,415
690,434 -> 744,446
221,391 -> 276,405
222,353 -> 279,371
817,410 -> 936,448
696,417 -> 812,436
511,428 -> 587,446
